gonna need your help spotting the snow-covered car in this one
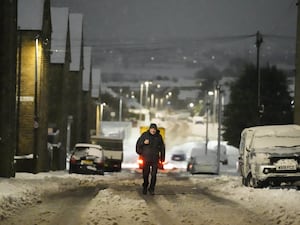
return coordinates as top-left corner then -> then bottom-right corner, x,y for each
69,143 -> 105,175
239,124 -> 300,188
187,145 -> 219,174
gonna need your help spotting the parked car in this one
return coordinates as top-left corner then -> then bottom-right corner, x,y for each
239,124 -> 300,188
69,143 -> 105,175
187,144 -> 219,174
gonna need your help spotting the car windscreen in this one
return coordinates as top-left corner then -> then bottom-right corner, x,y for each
252,136 -> 300,149
74,147 -> 103,158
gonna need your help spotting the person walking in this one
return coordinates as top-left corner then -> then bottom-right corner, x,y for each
136,123 -> 165,195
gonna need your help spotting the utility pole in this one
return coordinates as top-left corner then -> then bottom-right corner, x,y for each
295,1 -> 300,125
205,95 -> 209,155
255,31 -> 263,124
119,88 -> 123,121
216,85 -> 222,175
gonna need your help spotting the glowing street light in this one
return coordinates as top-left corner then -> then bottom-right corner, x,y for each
33,35 -> 40,165
144,81 -> 152,108
139,83 -> 144,120
119,89 -> 122,121
96,102 -> 106,136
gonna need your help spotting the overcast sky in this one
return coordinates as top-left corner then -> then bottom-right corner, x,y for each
50,0 -> 298,78
52,0 -> 297,42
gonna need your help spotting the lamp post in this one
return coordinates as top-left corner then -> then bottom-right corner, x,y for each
101,103 -> 106,123
119,88 -> 123,121
205,98 -> 209,155
205,91 -> 214,154
96,102 -> 106,136
256,31 -> 263,123
144,81 -> 151,108
139,83 -> 144,120
96,103 -> 100,136
33,36 -> 39,168
66,115 -> 73,153
216,85 -> 222,175
150,93 -> 154,108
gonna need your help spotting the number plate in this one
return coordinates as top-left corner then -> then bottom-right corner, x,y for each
81,160 -> 93,165
276,164 -> 296,171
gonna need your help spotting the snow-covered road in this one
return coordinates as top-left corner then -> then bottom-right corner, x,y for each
1,120 -> 299,224
1,170 -> 299,225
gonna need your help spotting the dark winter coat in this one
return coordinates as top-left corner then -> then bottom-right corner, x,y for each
136,130 -> 165,163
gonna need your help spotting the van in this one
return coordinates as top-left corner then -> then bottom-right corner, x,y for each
238,124 -> 300,188
187,143 -> 219,174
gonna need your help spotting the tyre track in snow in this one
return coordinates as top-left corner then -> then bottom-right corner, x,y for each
1,185 -> 104,225
136,175 -> 271,225
140,194 -> 181,225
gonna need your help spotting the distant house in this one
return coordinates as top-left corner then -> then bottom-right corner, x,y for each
48,7 -> 70,170
63,13 -> 85,149
48,8 -> 91,167
16,0 -> 52,172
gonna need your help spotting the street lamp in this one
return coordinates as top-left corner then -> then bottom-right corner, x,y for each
119,89 -> 122,121
139,83 -> 144,121
101,103 -> 106,123
33,35 -> 39,166
150,93 -> 154,108
205,91 -> 214,154
205,98 -> 210,154
144,81 -> 151,108
96,102 -> 106,136
256,31 -> 263,123
66,115 -> 73,153
216,85 -> 222,175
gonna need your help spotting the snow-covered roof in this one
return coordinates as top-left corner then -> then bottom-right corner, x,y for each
50,7 -> 69,64
243,124 -> 300,149
82,47 -> 92,91
18,0 -> 45,30
244,124 -> 300,137
69,13 -> 83,71
91,68 -> 101,98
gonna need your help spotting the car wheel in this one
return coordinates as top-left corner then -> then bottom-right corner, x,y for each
246,174 -> 255,187
186,163 -> 191,172
242,177 -> 247,186
271,181 -> 281,187
247,175 -> 264,188
69,165 -> 75,174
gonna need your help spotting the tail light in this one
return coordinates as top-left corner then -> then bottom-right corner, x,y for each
137,157 -> 144,166
159,160 -> 166,165
70,155 -> 77,164
94,158 -> 104,166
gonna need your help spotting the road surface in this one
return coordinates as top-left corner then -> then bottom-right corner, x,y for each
1,170 -> 282,225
